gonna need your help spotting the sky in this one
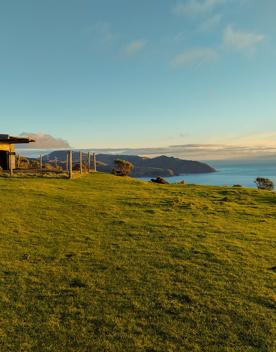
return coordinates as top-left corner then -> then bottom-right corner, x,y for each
0,0 -> 276,154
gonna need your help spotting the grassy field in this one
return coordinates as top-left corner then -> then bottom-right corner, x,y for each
0,173 -> 275,351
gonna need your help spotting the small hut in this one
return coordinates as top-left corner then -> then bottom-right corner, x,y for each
0,134 -> 35,171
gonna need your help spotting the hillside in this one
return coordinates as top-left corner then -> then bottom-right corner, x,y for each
0,174 -> 275,351
44,151 -> 216,177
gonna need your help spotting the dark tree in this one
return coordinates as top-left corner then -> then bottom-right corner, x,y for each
255,177 -> 274,191
112,159 -> 134,176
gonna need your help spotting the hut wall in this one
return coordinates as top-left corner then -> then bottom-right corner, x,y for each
0,144 -> 15,170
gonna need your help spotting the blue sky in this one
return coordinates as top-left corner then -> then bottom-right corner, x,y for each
0,0 -> 275,149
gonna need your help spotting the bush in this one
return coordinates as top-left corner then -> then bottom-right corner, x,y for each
72,162 -> 87,172
112,159 -> 134,176
255,177 -> 274,191
151,177 -> 169,184
29,160 -> 40,169
16,156 -> 29,169
44,163 -> 55,171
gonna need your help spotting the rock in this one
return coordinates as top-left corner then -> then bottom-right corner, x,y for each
150,177 -> 169,184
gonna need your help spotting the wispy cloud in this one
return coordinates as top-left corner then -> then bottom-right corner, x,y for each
173,0 -> 225,16
228,132 -> 276,147
90,22 -> 118,47
170,48 -> 218,68
18,133 -> 71,149
123,40 -> 147,56
223,25 -> 265,52
199,14 -> 222,31
75,143 -> 276,161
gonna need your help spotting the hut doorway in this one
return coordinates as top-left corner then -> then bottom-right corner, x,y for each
0,151 -> 8,170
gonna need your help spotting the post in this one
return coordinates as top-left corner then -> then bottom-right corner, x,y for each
17,154 -> 21,169
40,154 -> 43,173
66,153 -> 69,172
9,151 -> 13,176
87,152 -> 91,172
79,151 -> 83,174
93,153 -> 97,172
68,151 -> 72,179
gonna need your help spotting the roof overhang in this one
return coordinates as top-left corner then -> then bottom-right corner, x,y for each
0,135 -> 35,144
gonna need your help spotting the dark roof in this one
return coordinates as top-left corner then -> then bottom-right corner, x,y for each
0,135 -> 35,144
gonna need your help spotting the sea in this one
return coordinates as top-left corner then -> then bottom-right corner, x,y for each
142,160 -> 276,188
19,149 -> 276,189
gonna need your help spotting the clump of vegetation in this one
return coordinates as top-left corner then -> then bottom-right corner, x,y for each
112,159 -> 134,176
255,177 -> 274,191
16,156 -> 29,169
151,176 -> 169,184
44,162 -> 56,171
29,159 -> 40,169
72,161 -> 87,172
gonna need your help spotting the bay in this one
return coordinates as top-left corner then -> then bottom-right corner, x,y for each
142,160 -> 276,188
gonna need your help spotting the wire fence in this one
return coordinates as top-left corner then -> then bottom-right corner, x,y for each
0,151 -> 97,178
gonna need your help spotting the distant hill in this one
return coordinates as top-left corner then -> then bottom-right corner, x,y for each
44,151 -> 216,177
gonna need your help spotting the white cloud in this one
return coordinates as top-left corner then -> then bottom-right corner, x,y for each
17,133 -> 71,149
170,48 -> 218,68
223,25 -> 265,51
173,0 -> 225,16
123,40 -> 146,56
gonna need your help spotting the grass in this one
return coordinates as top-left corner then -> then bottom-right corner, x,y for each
0,173 -> 275,351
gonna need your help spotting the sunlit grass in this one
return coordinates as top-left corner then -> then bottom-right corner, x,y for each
0,173 -> 275,351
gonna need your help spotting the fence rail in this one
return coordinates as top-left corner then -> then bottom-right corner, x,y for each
0,151 -> 97,179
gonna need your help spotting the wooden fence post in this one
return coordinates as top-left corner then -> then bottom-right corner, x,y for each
66,153 -> 69,172
93,153 -> 97,172
79,151 -> 83,174
17,154 -> 20,169
9,151 -> 13,176
40,154 -> 43,174
87,152 -> 91,172
68,151 -> 72,179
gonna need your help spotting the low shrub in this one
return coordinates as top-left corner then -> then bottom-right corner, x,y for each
255,177 -> 274,191
151,177 -> 169,184
112,160 -> 134,176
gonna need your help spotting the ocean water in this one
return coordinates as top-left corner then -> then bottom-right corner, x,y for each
142,160 -> 276,188
19,149 -> 276,188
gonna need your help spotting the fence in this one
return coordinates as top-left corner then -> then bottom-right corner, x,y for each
1,151 -> 97,179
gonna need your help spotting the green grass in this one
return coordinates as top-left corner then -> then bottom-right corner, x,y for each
0,173 -> 275,351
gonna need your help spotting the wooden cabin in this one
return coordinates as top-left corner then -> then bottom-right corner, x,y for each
0,134 -> 35,171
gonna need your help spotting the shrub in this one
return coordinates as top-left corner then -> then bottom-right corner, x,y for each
112,159 -> 134,176
255,177 -> 274,191
151,177 -> 169,184
44,163 -> 55,171
16,156 -> 29,169
72,162 -> 87,172
29,160 -> 40,169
